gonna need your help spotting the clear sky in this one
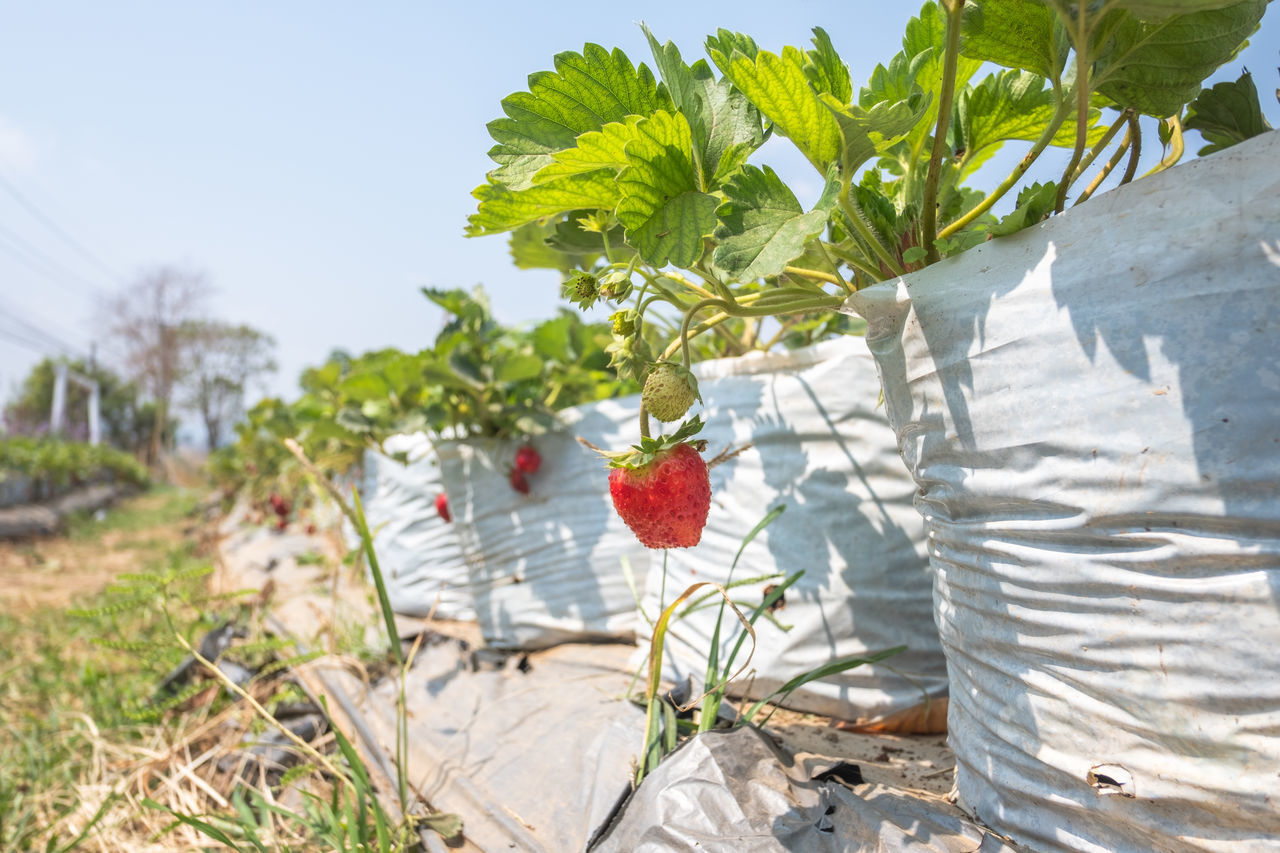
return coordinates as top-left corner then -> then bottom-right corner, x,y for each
0,2 -> 1276,414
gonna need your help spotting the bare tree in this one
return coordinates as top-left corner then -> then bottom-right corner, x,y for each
177,320 -> 276,450
103,266 -> 211,467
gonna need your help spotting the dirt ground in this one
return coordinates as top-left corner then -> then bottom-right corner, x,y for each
0,488 -> 201,613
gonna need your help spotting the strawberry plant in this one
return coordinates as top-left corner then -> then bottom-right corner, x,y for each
211,287 -> 638,511
0,436 -> 149,503
468,0 -> 1271,546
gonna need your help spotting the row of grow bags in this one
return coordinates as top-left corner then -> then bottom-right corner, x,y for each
354,334 -> 948,723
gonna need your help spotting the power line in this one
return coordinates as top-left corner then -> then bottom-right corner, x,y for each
0,323 -> 65,357
0,171 -> 124,285
0,311 -> 80,357
0,222 -> 112,301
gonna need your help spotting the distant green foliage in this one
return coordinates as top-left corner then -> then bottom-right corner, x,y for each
210,286 -> 639,502
0,435 -> 149,501
2,357 -> 156,454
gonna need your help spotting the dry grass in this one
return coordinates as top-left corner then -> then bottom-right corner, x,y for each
0,487 -> 346,851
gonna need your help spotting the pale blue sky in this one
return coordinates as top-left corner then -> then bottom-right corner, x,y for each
0,2 -> 1275,410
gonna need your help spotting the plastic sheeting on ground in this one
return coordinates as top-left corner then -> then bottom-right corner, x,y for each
353,638 -> 645,853
216,510 -> 985,853
358,433 -> 474,621
437,396 -> 650,649
592,725 -> 1015,853
641,337 -> 947,722
846,130 -> 1280,851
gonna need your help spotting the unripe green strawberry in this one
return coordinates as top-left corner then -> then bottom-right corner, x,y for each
598,270 -> 632,302
642,362 -> 700,423
608,442 -> 710,549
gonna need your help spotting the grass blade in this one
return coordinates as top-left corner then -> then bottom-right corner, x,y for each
739,645 -> 907,726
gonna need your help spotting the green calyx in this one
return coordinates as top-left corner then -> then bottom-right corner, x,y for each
564,271 -> 600,310
600,416 -> 705,469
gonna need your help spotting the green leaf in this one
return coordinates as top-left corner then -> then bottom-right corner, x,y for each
1113,0 -> 1255,17
615,110 -> 719,267
705,29 -> 760,65
421,812 -> 465,841
532,116 -> 642,183
508,221 -> 590,272
862,3 -> 982,160
989,180 -> 1058,237
958,69 -> 1105,170
903,1 -> 984,96
827,95 -> 931,176
1092,1 -> 1267,117
713,165 -> 837,281
338,373 -> 392,403
708,43 -> 843,174
739,645 -> 906,726
803,27 -> 853,104
644,25 -> 765,188
961,0 -> 1068,81
532,313 -> 572,361
1184,70 -> 1273,155
467,170 -> 621,236
494,354 -> 543,383
484,44 -> 670,191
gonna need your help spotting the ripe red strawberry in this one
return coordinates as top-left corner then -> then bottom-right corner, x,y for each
509,468 -> 530,494
514,444 -> 541,474
605,419 -> 710,549
435,492 -> 451,522
274,518 -> 288,532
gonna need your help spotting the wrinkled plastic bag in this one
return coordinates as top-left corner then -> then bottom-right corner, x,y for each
845,131 -> 1280,851
642,338 -> 947,722
592,725 -> 1014,852
357,433 -> 473,620
438,397 -> 650,649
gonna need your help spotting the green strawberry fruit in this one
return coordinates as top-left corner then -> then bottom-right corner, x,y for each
642,362 -> 700,423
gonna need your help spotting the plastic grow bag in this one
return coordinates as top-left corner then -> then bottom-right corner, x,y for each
844,131 -> 1280,851
640,337 -> 947,722
357,433 -> 474,621
436,396 -> 650,649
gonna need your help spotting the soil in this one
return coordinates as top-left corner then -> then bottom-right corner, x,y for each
0,489 -> 197,613
766,708 -> 955,797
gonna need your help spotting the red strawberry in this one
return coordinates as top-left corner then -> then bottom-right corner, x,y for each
514,444 -> 542,474
509,468 -> 530,494
435,492 -> 451,522
274,518 -> 287,532
605,419 -> 710,549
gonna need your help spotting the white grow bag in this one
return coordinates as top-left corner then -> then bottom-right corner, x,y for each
641,337 -> 948,722
845,131 -> 1280,851
357,433 -> 474,621
437,397 -> 650,650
